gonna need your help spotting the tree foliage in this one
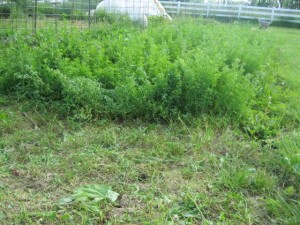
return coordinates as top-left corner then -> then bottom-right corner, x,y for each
248,0 -> 299,8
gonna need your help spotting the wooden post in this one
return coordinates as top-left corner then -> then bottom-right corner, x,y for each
271,7 -> 275,21
238,5 -> 242,20
177,1 -> 181,15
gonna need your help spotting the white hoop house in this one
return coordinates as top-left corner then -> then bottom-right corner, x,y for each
95,0 -> 172,24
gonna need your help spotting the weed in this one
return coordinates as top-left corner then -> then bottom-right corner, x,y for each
1,18 -> 295,134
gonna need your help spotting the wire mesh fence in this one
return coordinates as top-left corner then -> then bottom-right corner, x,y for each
0,0 -> 102,35
2,0 -> 299,36
0,0 -> 175,36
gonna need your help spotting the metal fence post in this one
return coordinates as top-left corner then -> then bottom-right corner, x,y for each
33,0 -> 37,35
15,1 -> 18,32
11,1 -> 14,33
88,0 -> 91,28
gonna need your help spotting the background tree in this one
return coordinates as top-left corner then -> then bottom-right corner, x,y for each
283,0 -> 300,9
9,0 -> 31,9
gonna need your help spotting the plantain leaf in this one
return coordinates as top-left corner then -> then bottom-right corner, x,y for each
72,184 -> 119,203
107,189 -> 119,202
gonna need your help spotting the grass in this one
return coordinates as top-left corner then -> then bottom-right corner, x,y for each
0,19 -> 300,224
1,103 -> 299,224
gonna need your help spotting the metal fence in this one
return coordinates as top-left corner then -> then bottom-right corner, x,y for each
161,1 -> 300,23
0,0 -> 172,34
1,0 -> 300,35
0,0 -> 99,34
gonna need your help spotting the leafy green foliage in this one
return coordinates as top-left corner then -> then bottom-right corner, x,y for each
0,22 -> 299,225
60,184 -> 119,212
0,18 -> 297,138
57,184 -> 119,223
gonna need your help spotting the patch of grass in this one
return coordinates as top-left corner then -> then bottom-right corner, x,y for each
0,101 -> 299,224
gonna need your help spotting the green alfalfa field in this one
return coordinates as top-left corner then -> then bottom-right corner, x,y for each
0,17 -> 299,224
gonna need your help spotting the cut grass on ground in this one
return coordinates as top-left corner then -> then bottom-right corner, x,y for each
0,98 -> 299,224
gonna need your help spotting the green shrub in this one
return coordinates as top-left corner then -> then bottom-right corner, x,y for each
0,18 -> 293,130
61,76 -> 104,120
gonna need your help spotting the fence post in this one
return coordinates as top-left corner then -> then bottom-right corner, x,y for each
177,1 -> 181,15
271,7 -> 275,21
238,5 -> 242,20
10,1 -> 14,33
55,2 -> 58,33
33,0 -> 37,35
88,0 -> 91,28
206,4 -> 210,18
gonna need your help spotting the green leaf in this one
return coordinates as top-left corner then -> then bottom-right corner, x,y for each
59,196 -> 73,205
72,184 -> 119,203
107,189 -> 119,202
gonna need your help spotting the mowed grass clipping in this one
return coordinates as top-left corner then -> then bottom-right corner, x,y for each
0,18 -> 300,224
